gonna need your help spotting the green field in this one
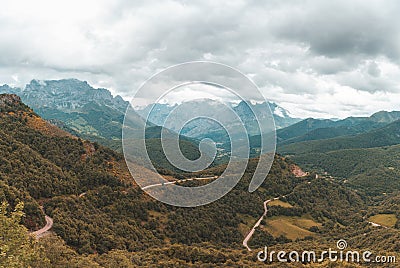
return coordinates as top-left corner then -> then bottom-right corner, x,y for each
263,216 -> 321,240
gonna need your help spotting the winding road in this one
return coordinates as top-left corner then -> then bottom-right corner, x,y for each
242,193 -> 391,252
368,221 -> 389,229
30,215 -> 53,239
243,196 -> 280,251
141,176 -> 217,190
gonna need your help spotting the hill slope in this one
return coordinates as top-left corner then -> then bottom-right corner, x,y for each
278,117 -> 400,196
276,111 -> 400,145
279,119 -> 400,155
1,94 -> 398,266
0,80 -> 205,172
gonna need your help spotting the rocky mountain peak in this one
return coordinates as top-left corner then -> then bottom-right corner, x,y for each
370,110 -> 400,123
0,79 -> 129,114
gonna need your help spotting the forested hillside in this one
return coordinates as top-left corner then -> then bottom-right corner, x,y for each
279,119 -> 400,155
0,94 -> 398,267
276,111 -> 400,146
0,81 -> 205,173
275,116 -> 400,197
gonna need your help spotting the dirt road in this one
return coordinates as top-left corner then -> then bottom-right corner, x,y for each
30,215 -> 53,239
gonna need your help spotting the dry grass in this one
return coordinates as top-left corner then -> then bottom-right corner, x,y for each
26,113 -> 74,138
262,216 -> 321,240
368,214 -> 397,228
268,200 -> 293,208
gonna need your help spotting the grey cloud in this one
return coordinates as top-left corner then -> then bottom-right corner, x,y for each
337,70 -> 398,93
1,0 -> 400,118
368,61 -> 381,77
271,0 -> 400,62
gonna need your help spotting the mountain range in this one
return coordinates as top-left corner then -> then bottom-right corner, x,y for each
0,79 -> 137,140
1,93 -> 398,267
1,92 -> 399,267
0,79 -> 300,142
266,112 -> 400,197
136,99 -> 299,134
0,79 -> 209,172
276,111 -> 400,145
2,78 -> 400,156
2,78 -> 400,175
135,98 -> 301,154
0,79 -> 300,167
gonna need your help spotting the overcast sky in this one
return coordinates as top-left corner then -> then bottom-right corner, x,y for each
1,0 -> 400,118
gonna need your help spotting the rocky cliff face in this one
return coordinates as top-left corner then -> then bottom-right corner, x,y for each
17,79 -> 129,113
0,79 -> 138,140
136,99 -> 301,142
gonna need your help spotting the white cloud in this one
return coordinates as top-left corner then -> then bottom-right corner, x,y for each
1,0 -> 400,118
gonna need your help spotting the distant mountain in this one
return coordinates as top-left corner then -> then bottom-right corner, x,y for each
276,118 -> 336,142
136,99 -> 300,143
0,80 -> 205,172
16,79 -> 127,113
276,111 -> 400,145
0,79 -> 143,140
138,99 -> 229,141
271,113 -> 400,197
0,80 -> 302,151
279,119 -> 400,155
369,110 -> 400,123
234,100 -> 300,131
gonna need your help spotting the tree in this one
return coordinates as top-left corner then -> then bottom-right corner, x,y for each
0,201 -> 49,268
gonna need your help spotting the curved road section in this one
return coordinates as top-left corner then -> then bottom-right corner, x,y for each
30,215 -> 53,239
142,176 -> 217,191
243,197 -> 280,251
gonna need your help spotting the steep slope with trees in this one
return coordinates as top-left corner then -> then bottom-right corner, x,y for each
0,94 -> 398,267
